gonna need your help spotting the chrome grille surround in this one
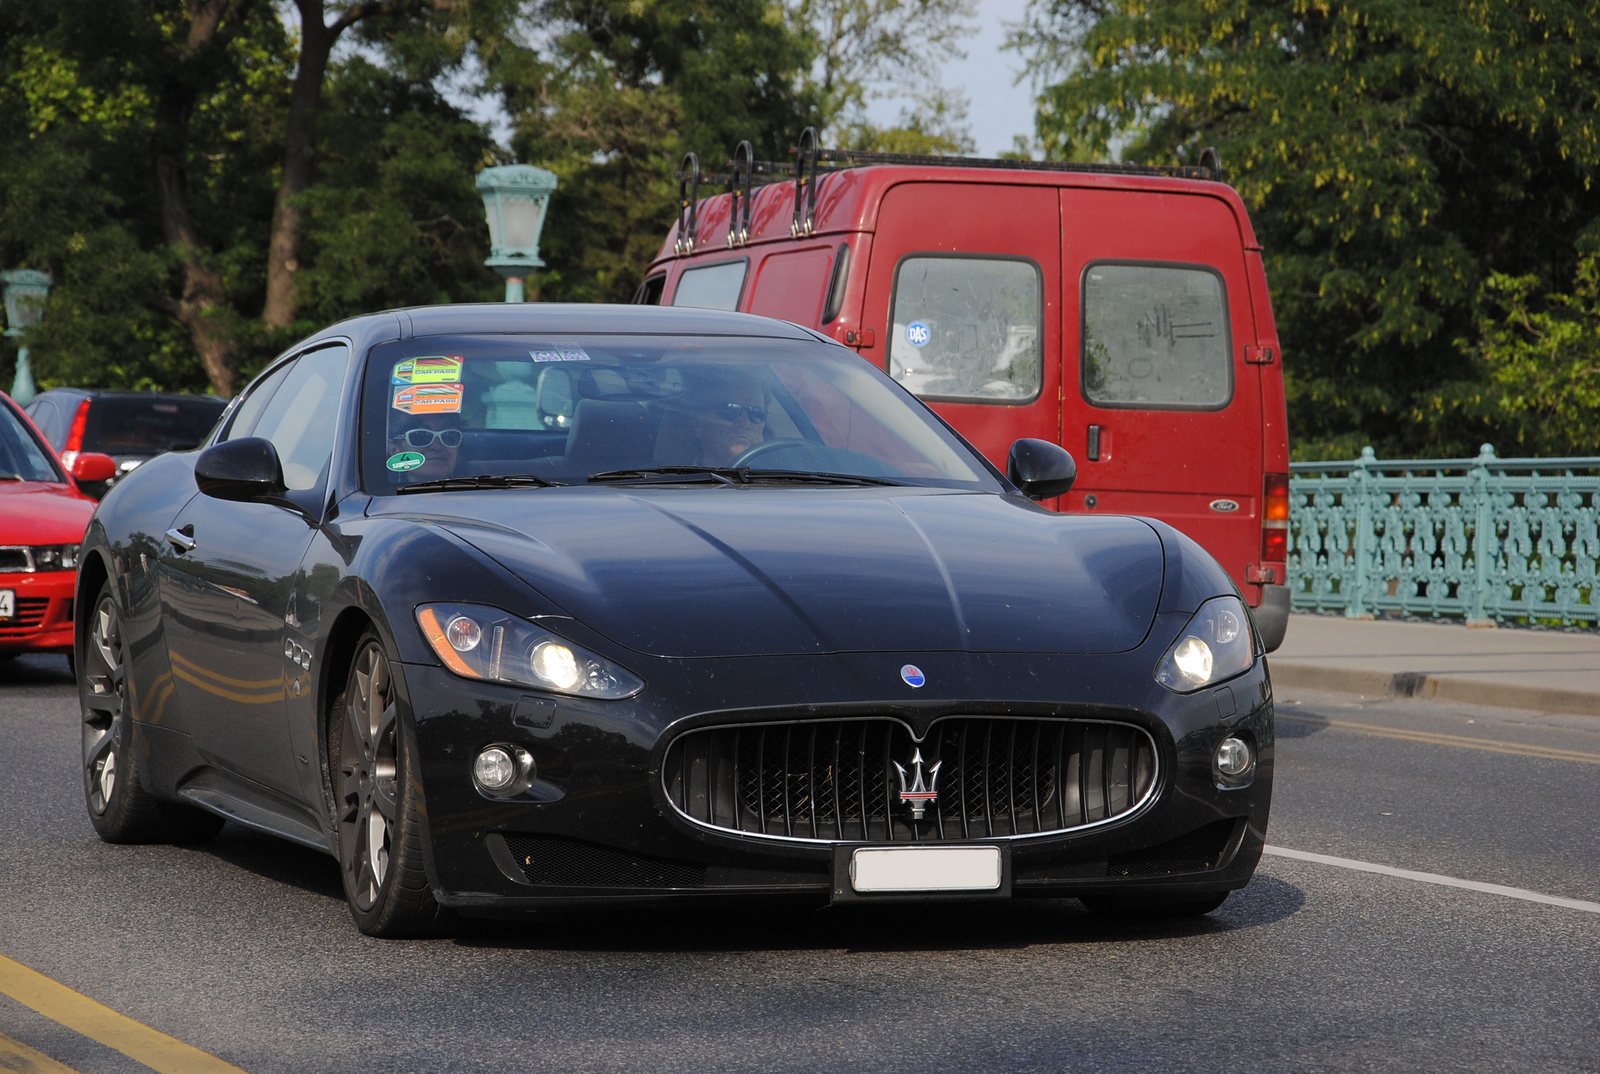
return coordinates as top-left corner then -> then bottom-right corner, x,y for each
661,716 -> 1160,845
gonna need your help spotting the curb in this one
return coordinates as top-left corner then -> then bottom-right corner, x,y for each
1267,660 -> 1600,718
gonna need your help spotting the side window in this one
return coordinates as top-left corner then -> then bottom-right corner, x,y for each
747,248 -> 833,326
671,260 -> 747,311
26,399 -> 59,443
248,344 -> 350,491
888,256 -> 1042,403
1082,262 -> 1232,409
224,361 -> 295,442
633,274 -> 666,305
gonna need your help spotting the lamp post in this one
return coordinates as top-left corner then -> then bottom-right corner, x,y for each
476,165 -> 558,302
2,269 -> 51,405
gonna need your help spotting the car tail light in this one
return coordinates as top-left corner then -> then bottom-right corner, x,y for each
62,399 -> 90,468
1262,472 -> 1289,562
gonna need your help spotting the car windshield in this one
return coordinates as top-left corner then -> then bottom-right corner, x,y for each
84,395 -> 227,456
360,335 -> 1000,493
0,403 -> 64,483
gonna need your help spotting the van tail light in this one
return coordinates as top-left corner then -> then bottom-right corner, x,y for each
1262,472 -> 1289,562
62,399 -> 90,468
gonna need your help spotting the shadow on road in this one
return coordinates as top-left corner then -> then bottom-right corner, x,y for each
453,875 -> 1305,954
0,652 -> 74,686
1275,709 -> 1331,738
196,823 -> 345,902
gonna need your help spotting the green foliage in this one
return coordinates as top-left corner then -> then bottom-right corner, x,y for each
1014,0 -> 1600,460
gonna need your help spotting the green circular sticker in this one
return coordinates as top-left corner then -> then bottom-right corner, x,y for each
386,451 -> 425,472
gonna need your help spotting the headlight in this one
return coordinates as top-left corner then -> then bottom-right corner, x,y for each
30,545 -> 79,572
415,602 -> 643,700
1154,595 -> 1255,693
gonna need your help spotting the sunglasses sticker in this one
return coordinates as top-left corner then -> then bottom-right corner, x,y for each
386,451 -> 426,472
393,383 -> 463,415
530,346 -> 591,363
392,356 -> 464,384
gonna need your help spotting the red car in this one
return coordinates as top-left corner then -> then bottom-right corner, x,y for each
0,391 -> 115,661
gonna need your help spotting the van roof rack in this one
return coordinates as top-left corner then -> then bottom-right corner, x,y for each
671,128 -> 1223,253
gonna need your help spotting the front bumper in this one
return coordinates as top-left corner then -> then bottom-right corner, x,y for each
0,570 -> 76,654
400,635 -> 1275,913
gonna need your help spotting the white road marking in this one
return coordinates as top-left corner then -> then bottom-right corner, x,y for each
1264,846 -> 1600,914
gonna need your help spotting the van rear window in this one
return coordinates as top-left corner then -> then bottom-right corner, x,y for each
1082,263 -> 1231,409
672,260 -> 748,311
889,256 -> 1042,404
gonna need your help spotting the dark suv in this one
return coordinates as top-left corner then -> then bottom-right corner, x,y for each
25,390 -> 227,499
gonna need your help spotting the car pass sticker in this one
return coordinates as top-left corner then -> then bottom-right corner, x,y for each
392,356 -> 463,384
386,451 -> 426,472
392,383 -> 463,415
530,346 -> 591,363
905,322 -> 931,348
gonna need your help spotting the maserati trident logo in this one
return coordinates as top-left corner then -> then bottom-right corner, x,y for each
893,747 -> 942,820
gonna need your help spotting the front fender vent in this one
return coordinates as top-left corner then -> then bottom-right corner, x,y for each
663,716 -> 1158,845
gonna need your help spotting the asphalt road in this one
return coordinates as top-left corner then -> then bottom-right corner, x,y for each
2,652 -> 1597,1073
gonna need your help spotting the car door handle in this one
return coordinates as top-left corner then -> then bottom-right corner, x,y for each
165,526 -> 196,553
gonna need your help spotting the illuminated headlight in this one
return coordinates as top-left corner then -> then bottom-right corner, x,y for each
1155,595 -> 1256,693
416,602 -> 643,700
30,545 -> 79,572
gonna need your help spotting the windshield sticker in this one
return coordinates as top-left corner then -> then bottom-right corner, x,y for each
386,451 -> 426,472
905,322 -> 931,348
393,383 -> 463,415
530,346 -> 591,363
392,356 -> 463,384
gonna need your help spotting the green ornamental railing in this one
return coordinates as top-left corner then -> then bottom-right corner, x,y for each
1289,445 -> 1600,626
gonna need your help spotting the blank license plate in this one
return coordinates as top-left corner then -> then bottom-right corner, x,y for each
850,846 -> 1002,893
0,590 -> 12,620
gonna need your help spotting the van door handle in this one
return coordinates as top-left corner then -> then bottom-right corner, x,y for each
1087,425 -> 1101,462
165,526 -> 196,553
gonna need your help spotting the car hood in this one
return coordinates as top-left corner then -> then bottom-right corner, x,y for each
0,482 -> 95,545
411,487 -> 1165,658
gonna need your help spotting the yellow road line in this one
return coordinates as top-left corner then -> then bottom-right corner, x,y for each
0,1029 -> 81,1074
1278,713 -> 1600,764
0,955 -> 248,1074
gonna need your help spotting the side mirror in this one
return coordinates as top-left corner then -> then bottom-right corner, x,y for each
195,437 -> 286,502
70,452 -> 117,483
1007,438 -> 1077,501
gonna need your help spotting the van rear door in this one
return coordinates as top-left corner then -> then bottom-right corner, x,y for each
865,183 -> 1062,470
1060,188 -> 1263,592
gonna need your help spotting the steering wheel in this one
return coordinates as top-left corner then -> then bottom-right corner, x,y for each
729,438 -> 814,468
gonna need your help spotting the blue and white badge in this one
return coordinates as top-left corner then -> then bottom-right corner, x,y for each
905,322 -> 931,348
900,664 -> 926,688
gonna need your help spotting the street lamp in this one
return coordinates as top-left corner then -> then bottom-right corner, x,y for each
2,269 -> 51,405
476,164 -> 558,302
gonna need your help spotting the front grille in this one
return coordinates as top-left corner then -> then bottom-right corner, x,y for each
1107,818 -> 1240,877
502,834 -> 706,888
663,717 -> 1158,844
0,597 -> 50,631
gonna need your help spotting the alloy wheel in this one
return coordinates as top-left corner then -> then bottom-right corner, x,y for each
82,594 -> 124,814
338,641 -> 399,911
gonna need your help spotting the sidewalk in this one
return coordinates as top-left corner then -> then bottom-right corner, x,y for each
1267,613 -> 1600,717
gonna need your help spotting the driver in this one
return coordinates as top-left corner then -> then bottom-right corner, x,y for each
387,409 -> 462,482
690,371 -> 767,467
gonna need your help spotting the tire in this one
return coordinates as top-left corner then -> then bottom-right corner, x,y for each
1079,891 -> 1230,919
81,579 -> 224,844
330,631 -> 450,937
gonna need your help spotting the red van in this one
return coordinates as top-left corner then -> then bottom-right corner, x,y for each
639,142 -> 1291,650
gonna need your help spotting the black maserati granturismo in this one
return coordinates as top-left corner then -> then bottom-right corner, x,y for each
76,304 -> 1273,936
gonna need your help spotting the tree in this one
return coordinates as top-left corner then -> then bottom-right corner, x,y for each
1011,0 -> 1600,459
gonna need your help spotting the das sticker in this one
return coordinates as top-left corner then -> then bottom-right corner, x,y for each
905,322 -> 931,348
530,345 -> 591,363
386,451 -> 426,472
392,356 -> 463,384
392,383 -> 463,415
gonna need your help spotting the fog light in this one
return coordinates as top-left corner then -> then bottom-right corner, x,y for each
1216,736 -> 1253,778
473,746 -> 516,791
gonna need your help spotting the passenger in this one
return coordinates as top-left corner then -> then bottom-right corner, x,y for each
689,371 -> 768,467
387,411 -> 462,482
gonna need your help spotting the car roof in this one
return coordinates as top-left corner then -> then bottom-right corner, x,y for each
308,302 -> 821,346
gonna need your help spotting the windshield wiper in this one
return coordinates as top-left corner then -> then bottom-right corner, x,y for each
397,473 -> 565,494
587,465 -> 907,487
0,472 -> 21,482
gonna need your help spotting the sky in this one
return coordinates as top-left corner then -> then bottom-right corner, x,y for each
865,0 -> 1041,158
